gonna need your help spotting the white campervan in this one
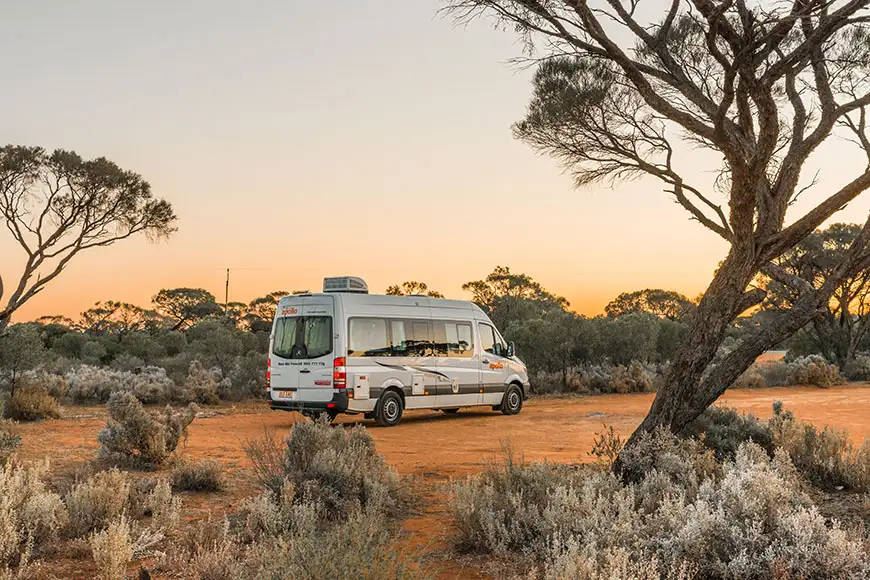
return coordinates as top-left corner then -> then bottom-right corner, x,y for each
266,276 -> 530,426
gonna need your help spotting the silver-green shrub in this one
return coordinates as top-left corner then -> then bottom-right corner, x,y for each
96,392 -> 196,468
452,436 -> 869,579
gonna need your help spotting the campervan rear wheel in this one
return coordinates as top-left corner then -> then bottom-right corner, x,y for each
500,385 -> 523,416
375,391 -> 404,427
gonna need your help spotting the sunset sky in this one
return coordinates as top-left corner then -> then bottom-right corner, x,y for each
3,1 -> 870,322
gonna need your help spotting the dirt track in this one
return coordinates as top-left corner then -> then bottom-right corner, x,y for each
14,384 -> 870,578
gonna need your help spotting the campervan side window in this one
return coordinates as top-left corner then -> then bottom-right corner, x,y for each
478,323 -> 497,355
479,322 -> 506,356
389,319 -> 433,357
348,318 -> 391,357
347,318 -> 477,358
433,320 -> 474,358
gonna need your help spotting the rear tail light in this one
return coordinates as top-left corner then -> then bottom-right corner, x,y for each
333,357 -> 346,389
265,358 -> 271,390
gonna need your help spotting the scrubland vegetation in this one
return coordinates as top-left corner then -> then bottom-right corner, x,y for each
0,410 -> 418,579
451,403 -> 870,579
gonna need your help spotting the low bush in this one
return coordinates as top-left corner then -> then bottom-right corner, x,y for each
227,351 -> 267,400
539,544 -> 695,580
16,371 -> 67,399
66,365 -> 175,404
128,366 -> 176,404
4,385 -> 60,422
451,449 -> 587,556
90,514 -> 136,580
0,461 -> 68,570
843,353 -> 870,381
96,392 -> 196,468
65,468 -> 133,537
588,425 -> 624,469
451,436 -> 870,578
178,500 -> 415,580
171,459 -> 224,492
0,420 -> 21,465
66,365 -> 119,403
533,363 -> 663,395
785,354 -> 845,388
733,361 -> 795,389
169,420 -> 416,579
180,360 -> 223,405
757,360 -> 790,387
245,419 -> 404,521
683,405 -> 775,460
146,479 -> 181,531
770,402 -> 870,492
732,365 -> 767,389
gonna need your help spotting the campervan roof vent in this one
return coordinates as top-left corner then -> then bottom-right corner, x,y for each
322,276 -> 369,294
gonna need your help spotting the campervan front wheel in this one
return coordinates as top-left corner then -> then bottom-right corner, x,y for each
500,385 -> 523,416
375,391 -> 404,427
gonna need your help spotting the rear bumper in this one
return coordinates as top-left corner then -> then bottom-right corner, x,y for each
268,390 -> 350,413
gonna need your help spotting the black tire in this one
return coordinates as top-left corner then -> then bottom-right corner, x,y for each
375,390 -> 404,427
440,408 -> 460,414
500,385 -> 523,416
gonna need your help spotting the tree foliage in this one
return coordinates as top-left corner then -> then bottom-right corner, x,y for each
463,266 -> 568,329
152,288 -> 222,332
0,146 -> 176,331
385,281 -> 444,298
605,289 -> 696,321
80,301 -> 162,336
0,324 -> 46,388
244,291 -> 288,332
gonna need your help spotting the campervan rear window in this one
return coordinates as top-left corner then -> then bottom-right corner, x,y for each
272,316 -> 333,359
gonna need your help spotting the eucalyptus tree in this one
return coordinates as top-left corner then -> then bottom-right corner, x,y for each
0,146 -> 176,332
445,0 -> 870,449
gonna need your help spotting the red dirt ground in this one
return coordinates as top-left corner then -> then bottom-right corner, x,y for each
14,384 -> 870,578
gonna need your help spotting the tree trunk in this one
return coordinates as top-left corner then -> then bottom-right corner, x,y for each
621,250 -> 758,444
0,311 -> 11,334
615,251 -> 838,474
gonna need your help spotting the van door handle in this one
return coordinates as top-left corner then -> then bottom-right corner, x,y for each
481,359 -> 491,364
299,369 -> 311,374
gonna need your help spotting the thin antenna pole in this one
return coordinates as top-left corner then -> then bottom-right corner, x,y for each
225,268 -> 230,315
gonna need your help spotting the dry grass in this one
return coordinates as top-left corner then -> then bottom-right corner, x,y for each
4,386 -> 60,422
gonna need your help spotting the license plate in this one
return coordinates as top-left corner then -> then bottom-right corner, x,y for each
275,390 -> 295,401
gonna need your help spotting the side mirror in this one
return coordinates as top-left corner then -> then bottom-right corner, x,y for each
507,341 -> 516,358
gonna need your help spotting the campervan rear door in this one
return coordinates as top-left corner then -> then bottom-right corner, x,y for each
269,296 -> 335,403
